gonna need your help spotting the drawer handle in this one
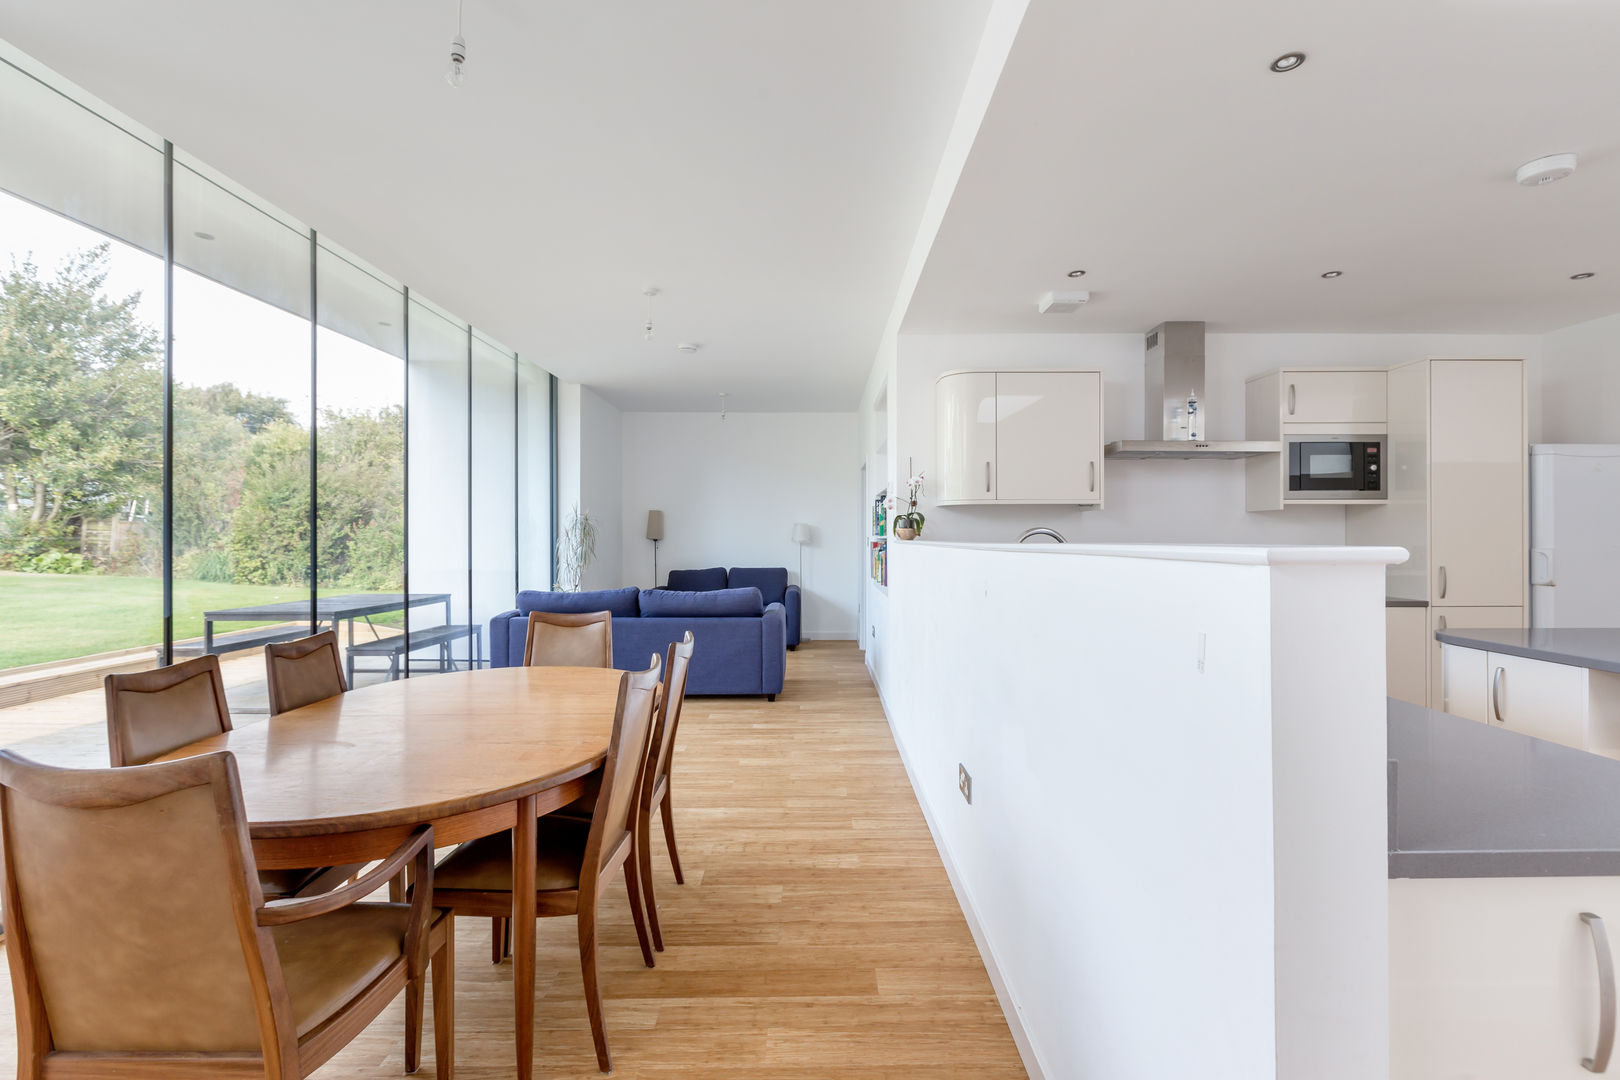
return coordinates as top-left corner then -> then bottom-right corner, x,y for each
1438,565 -> 1447,600
1287,383 -> 1296,415
1492,666 -> 1505,724
1582,912 -> 1615,1073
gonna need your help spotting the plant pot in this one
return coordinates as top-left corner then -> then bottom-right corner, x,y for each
893,513 -> 918,541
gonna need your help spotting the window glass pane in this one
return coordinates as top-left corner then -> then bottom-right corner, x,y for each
472,333 -> 516,663
406,297 -> 469,677
316,243 -> 405,687
0,73 -> 164,727
172,179 -> 311,713
517,361 -> 553,591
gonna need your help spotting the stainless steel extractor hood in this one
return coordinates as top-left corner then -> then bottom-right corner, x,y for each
1104,321 -> 1282,460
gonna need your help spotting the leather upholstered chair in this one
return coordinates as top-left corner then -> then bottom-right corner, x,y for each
0,748 -> 453,1080
433,654 -> 662,1073
265,631 -> 347,716
104,657 -> 347,900
522,610 -> 613,668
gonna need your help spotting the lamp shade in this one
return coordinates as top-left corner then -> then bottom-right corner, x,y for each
791,522 -> 812,544
645,510 -> 664,541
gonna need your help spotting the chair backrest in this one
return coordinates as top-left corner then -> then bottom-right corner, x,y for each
105,655 -> 232,767
264,630 -> 347,716
645,632 -> 695,801
584,654 -> 661,884
0,749 -> 289,1058
523,610 -> 613,668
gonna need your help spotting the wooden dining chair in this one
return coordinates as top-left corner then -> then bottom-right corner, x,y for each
637,631 -> 695,951
104,657 -> 348,900
522,610 -> 614,668
265,631 -> 347,716
0,748 -> 453,1080
433,654 -> 662,1073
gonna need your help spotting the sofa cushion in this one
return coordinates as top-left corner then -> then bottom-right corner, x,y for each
639,587 -> 764,618
728,567 -> 788,607
665,567 -> 728,592
516,586 -> 640,618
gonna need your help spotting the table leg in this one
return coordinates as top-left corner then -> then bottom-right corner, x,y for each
204,619 -> 214,655
512,794 -> 537,1080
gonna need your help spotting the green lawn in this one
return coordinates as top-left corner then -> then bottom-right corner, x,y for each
1,572 -> 310,670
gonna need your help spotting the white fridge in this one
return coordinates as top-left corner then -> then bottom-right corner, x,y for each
1529,444 -> 1620,627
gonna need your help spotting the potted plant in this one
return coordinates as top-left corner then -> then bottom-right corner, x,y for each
554,504 -> 598,592
891,471 -> 925,540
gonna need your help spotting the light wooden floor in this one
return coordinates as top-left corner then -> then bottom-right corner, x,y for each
0,641 -> 1026,1078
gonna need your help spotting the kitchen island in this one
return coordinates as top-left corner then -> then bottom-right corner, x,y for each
1388,696 -> 1620,1078
1434,627 -> 1620,757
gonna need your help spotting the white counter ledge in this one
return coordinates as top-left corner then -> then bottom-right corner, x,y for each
902,539 -> 1409,566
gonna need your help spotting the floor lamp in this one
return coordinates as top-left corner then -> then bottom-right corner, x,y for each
792,522 -> 811,586
646,510 -> 664,586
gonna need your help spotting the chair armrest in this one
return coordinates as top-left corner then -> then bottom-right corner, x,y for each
760,603 -> 786,693
488,609 -> 521,668
783,584 -> 802,648
257,825 -> 434,928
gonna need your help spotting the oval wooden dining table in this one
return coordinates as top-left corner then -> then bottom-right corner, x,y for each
11,664 -> 627,1080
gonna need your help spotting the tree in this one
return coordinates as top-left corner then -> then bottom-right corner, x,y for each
0,247 -> 162,536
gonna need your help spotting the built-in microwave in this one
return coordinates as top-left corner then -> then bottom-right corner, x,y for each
1286,435 -> 1387,500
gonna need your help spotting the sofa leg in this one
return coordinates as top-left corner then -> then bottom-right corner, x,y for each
788,645 -> 796,651
767,694 -> 775,702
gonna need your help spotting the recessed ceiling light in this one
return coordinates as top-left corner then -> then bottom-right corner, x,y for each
1321,270 -> 1343,279
1572,272 -> 1596,280
1270,52 -> 1306,73
1066,269 -> 1087,278
675,342 -> 700,353
1516,153 -> 1578,186
193,230 -> 215,241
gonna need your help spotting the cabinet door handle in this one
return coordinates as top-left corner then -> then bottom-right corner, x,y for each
1287,383 -> 1296,415
985,461 -> 991,493
1492,666 -> 1505,724
1438,565 -> 1447,600
1582,912 -> 1616,1073
1089,461 -> 1096,494
1438,615 -> 1448,630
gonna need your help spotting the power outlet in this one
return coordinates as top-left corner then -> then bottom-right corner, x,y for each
958,763 -> 972,805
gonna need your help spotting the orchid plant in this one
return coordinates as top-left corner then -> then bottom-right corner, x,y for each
888,471 -> 926,535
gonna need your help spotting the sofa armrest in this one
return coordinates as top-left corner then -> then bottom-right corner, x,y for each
783,584 -> 802,648
488,609 -> 520,668
760,602 -> 786,694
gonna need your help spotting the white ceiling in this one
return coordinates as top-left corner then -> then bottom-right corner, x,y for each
904,0 -> 1620,335
0,0 -> 992,410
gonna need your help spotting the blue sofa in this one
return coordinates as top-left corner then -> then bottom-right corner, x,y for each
488,585 -> 786,699
666,567 -> 801,649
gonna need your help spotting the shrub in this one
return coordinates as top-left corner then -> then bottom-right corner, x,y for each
24,550 -> 97,575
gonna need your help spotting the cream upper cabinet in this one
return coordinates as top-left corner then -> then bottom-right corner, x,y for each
935,370 -> 1103,507
1429,360 -> 1527,607
1280,370 -> 1388,425
935,371 -> 997,503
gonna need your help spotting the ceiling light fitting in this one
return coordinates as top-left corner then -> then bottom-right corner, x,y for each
1270,52 -> 1306,72
1320,270 -> 1343,279
445,0 -> 467,86
1572,272 -> 1596,280
675,342 -> 699,353
642,287 -> 659,340
1516,153 -> 1577,186
1037,290 -> 1089,314
1066,269 -> 1087,278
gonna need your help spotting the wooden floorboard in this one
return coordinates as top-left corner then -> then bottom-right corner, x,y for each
0,641 -> 1026,1078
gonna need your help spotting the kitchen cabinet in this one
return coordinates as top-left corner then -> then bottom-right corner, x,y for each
1244,367 -> 1387,510
1430,606 -> 1522,718
1279,369 -> 1388,426
1391,876 -> 1620,1080
1386,606 -> 1429,706
1437,642 -> 1620,755
934,369 -> 1103,507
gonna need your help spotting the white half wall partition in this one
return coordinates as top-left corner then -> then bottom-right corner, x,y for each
883,540 -> 1403,1080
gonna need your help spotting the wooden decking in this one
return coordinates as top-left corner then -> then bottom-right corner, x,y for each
0,641 -> 1027,1078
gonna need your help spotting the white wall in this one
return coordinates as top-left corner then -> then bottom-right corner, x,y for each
885,541 -> 1394,1079
555,381 -> 624,591
1542,311 -> 1620,443
896,331 -> 1543,548
619,411 -> 861,639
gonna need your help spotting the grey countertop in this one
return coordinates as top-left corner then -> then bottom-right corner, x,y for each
1389,698 -> 1620,877
1385,596 -> 1428,608
1432,627 -> 1620,675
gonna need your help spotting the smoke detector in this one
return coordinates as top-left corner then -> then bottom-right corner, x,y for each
1037,290 -> 1090,314
1516,153 -> 1577,186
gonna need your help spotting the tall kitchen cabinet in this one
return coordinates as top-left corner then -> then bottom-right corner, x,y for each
934,370 -> 1104,506
1347,358 -> 1528,710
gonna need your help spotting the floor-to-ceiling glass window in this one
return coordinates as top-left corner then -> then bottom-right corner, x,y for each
316,241 -> 406,687
405,297 -> 471,677
471,333 -> 518,665
517,361 -> 554,591
0,50 -> 165,696
171,154 -> 312,712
